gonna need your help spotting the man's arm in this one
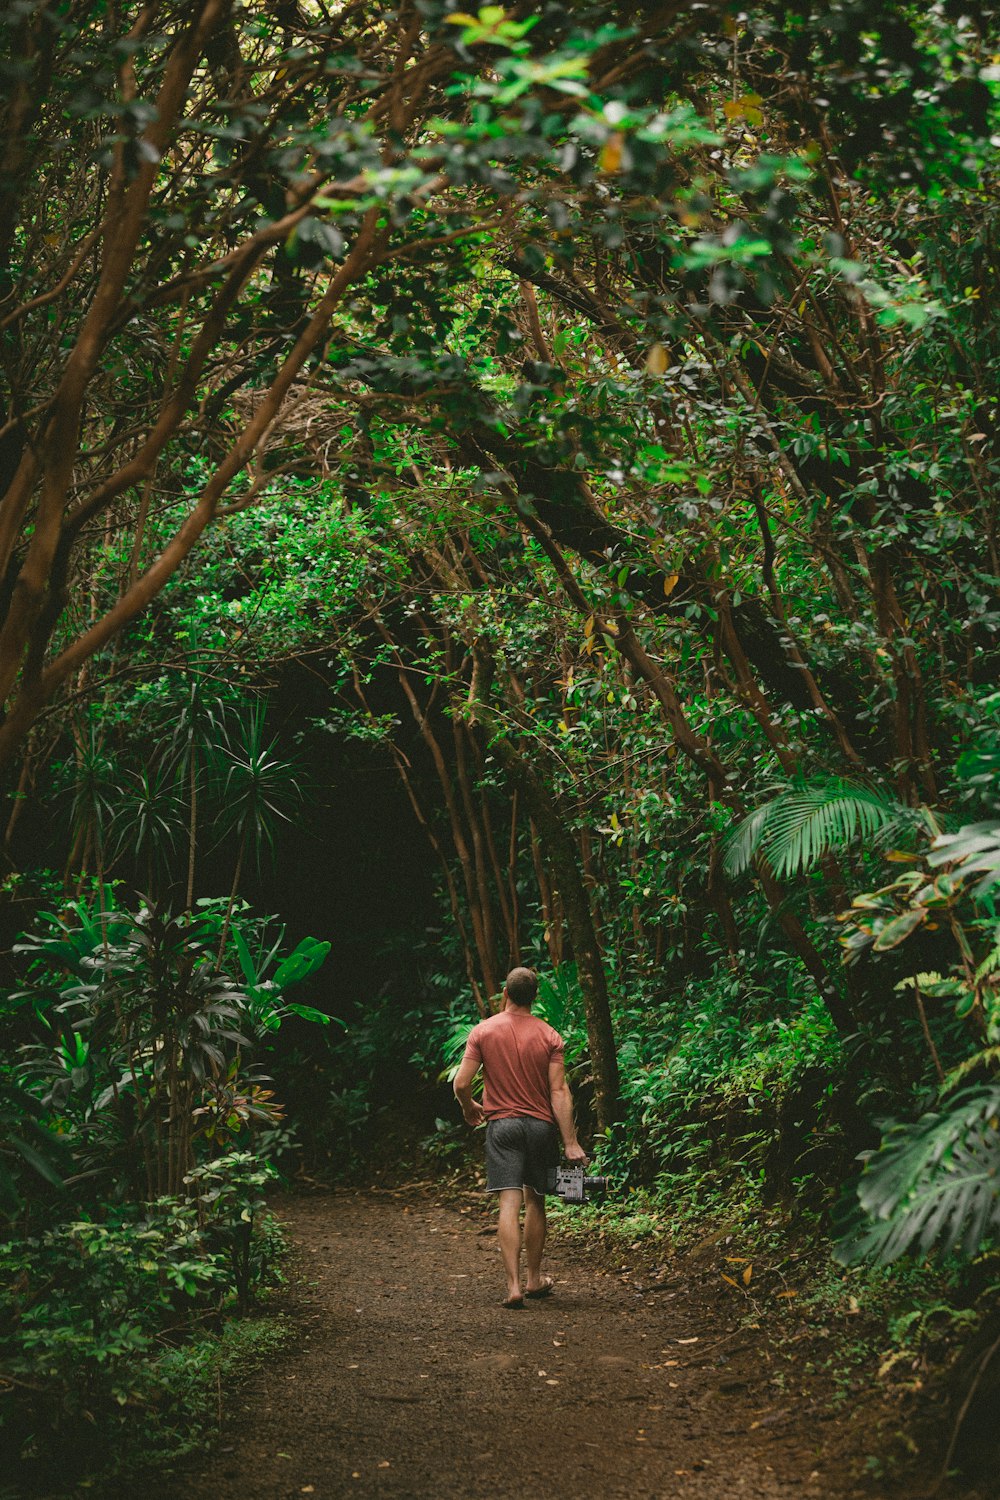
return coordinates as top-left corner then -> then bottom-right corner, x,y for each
548,1053 -> 588,1164
453,1054 -> 487,1128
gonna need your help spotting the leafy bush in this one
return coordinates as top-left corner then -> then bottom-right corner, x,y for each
601,953 -> 844,1197
0,1157 -> 284,1484
5,896 -> 330,1206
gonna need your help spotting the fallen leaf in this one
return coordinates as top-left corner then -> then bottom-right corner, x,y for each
377,1461 -> 391,1469
742,1265 -> 753,1286
302,1489 -> 315,1495
676,1337 -> 699,1344
721,1274 -> 740,1288
546,1379 -> 559,1385
775,1290 -> 798,1299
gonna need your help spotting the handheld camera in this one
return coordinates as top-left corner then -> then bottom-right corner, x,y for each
547,1163 -> 610,1205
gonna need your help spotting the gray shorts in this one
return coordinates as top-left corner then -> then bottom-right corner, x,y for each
485,1116 -> 560,1195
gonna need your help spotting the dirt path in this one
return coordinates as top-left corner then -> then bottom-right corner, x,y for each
149,1190 -> 875,1500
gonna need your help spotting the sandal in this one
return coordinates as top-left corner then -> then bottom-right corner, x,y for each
502,1294 -> 525,1309
524,1278 -> 555,1300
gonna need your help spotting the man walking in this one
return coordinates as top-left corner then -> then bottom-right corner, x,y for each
453,966 -> 588,1308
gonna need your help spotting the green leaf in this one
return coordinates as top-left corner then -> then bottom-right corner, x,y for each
836,1086 -> 1000,1266
872,909 -> 926,950
724,779 -> 900,880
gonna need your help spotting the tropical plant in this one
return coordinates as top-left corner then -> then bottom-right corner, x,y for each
8,899 -> 331,1202
225,911 -> 333,1032
185,1151 -> 282,1313
929,823 -> 1000,901
836,1085 -> 1000,1265
724,779 -> 904,881
164,675 -> 232,910
535,963 -> 590,1079
111,764 -> 185,894
836,809 -> 1000,1265
213,705 -> 304,954
0,1071 -> 69,1214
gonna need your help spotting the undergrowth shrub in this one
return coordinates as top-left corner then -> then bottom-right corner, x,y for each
599,952 -> 845,1210
0,1154 -> 285,1489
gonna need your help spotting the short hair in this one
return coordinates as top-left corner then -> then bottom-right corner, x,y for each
505,966 -> 538,1006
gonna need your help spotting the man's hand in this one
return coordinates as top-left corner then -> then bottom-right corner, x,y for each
462,1101 -> 487,1128
564,1140 -> 589,1166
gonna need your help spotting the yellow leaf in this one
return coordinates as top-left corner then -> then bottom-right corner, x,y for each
721,1273 -> 740,1288
600,133 -> 624,173
583,615 -> 595,637
723,94 -> 764,126
742,1264 -> 753,1285
645,342 -> 668,375
662,572 -> 679,597
775,1289 -> 798,1298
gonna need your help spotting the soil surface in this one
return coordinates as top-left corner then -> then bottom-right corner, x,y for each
142,1189 -> 963,1500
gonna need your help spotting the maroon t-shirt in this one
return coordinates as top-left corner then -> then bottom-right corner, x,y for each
462,1008 -> 564,1123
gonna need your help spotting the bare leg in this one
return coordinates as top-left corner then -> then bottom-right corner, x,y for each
522,1186 -> 547,1292
497,1189 -> 523,1302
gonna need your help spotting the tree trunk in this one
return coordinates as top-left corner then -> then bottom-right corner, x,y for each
466,659 -> 620,1132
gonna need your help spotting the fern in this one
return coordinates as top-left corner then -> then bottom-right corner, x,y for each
724,778 -> 900,881
835,1085 -> 1000,1265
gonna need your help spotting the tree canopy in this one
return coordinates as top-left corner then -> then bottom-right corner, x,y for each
3,1 -> 1000,1488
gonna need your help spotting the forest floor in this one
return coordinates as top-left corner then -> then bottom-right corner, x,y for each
138,1186 -> 989,1500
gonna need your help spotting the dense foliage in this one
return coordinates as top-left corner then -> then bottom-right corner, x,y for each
2,0 -> 1000,1485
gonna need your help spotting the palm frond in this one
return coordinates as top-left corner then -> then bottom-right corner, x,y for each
835,1085 -> 1000,1265
724,779 -> 900,880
